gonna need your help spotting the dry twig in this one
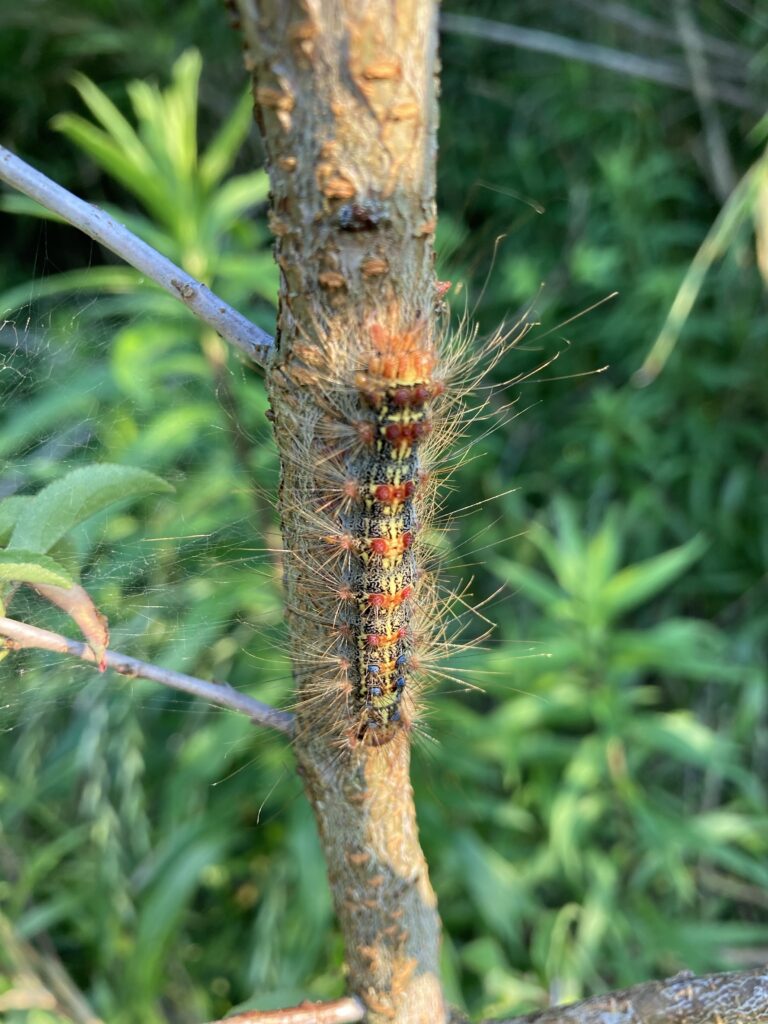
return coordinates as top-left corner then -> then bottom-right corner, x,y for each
674,0 -> 737,201
0,616 -> 294,735
205,996 -> 365,1024
482,966 -> 768,1024
0,145 -> 274,364
439,13 -> 758,111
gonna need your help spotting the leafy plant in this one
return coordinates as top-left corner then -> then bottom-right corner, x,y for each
1,6 -> 766,1022
1,49 -> 276,325
420,501 -> 766,1015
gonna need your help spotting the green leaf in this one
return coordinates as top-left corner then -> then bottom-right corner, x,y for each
584,507 -> 621,592
636,152 -> 765,384
52,112 -> 167,219
600,534 -> 707,619
0,498 -> 32,544
0,367 -> 111,460
0,266 -> 142,317
0,193 -> 70,222
69,71 -> 152,174
206,171 -> 270,234
166,49 -> 202,180
493,557 -> 563,611
0,551 -> 74,588
8,465 -> 173,554
200,87 -> 255,189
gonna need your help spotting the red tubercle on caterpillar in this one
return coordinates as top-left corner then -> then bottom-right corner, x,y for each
391,383 -> 441,408
366,585 -> 413,609
356,378 -> 443,410
366,626 -> 409,647
368,537 -> 389,556
382,421 -> 432,444
372,480 -> 415,503
366,532 -> 415,558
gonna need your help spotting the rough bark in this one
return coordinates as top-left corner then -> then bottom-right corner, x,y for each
235,2 -> 444,1022
486,967 -> 768,1024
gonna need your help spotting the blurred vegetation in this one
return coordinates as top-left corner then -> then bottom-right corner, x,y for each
1,2 -> 767,1022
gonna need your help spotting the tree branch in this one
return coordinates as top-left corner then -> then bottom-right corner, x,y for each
0,145 -> 274,365
237,1 -> 445,1021
0,616 -> 294,736
206,996 -> 365,1024
571,0 -> 751,69
674,0 -> 737,202
482,967 -> 768,1024
439,13 -> 759,112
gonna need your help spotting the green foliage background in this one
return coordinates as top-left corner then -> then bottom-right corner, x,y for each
0,2 -> 766,1021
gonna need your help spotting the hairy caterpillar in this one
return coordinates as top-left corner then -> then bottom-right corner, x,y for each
270,302 -> 512,750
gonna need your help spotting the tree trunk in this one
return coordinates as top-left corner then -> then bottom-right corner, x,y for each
235,2 -> 445,1021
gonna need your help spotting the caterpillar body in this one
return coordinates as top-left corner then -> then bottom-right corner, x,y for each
271,310 -> 456,749
271,303 -> 510,750
341,323 -> 442,745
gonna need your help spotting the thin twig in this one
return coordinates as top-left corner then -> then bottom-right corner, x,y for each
439,13 -> 759,111
0,616 -> 295,736
0,145 -> 274,365
674,0 -> 737,202
205,996 -> 365,1024
482,966 -> 768,1024
0,913 -> 103,1024
571,0 -> 752,69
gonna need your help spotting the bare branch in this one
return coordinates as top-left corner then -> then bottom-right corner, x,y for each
237,0 -> 446,1019
0,145 -> 274,365
439,13 -> 759,112
206,996 -> 365,1024
0,616 -> 294,736
0,912 -> 103,1024
674,0 -> 737,202
571,0 -> 752,69
482,967 -> 768,1024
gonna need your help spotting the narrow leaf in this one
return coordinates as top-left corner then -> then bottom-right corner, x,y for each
600,535 -> 707,618
200,87 -> 255,188
494,557 -> 563,610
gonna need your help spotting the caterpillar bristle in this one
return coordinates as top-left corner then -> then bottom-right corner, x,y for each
268,305 -> 527,753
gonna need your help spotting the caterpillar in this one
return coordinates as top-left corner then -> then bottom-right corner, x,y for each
269,303 -> 512,750
337,321 -> 442,745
